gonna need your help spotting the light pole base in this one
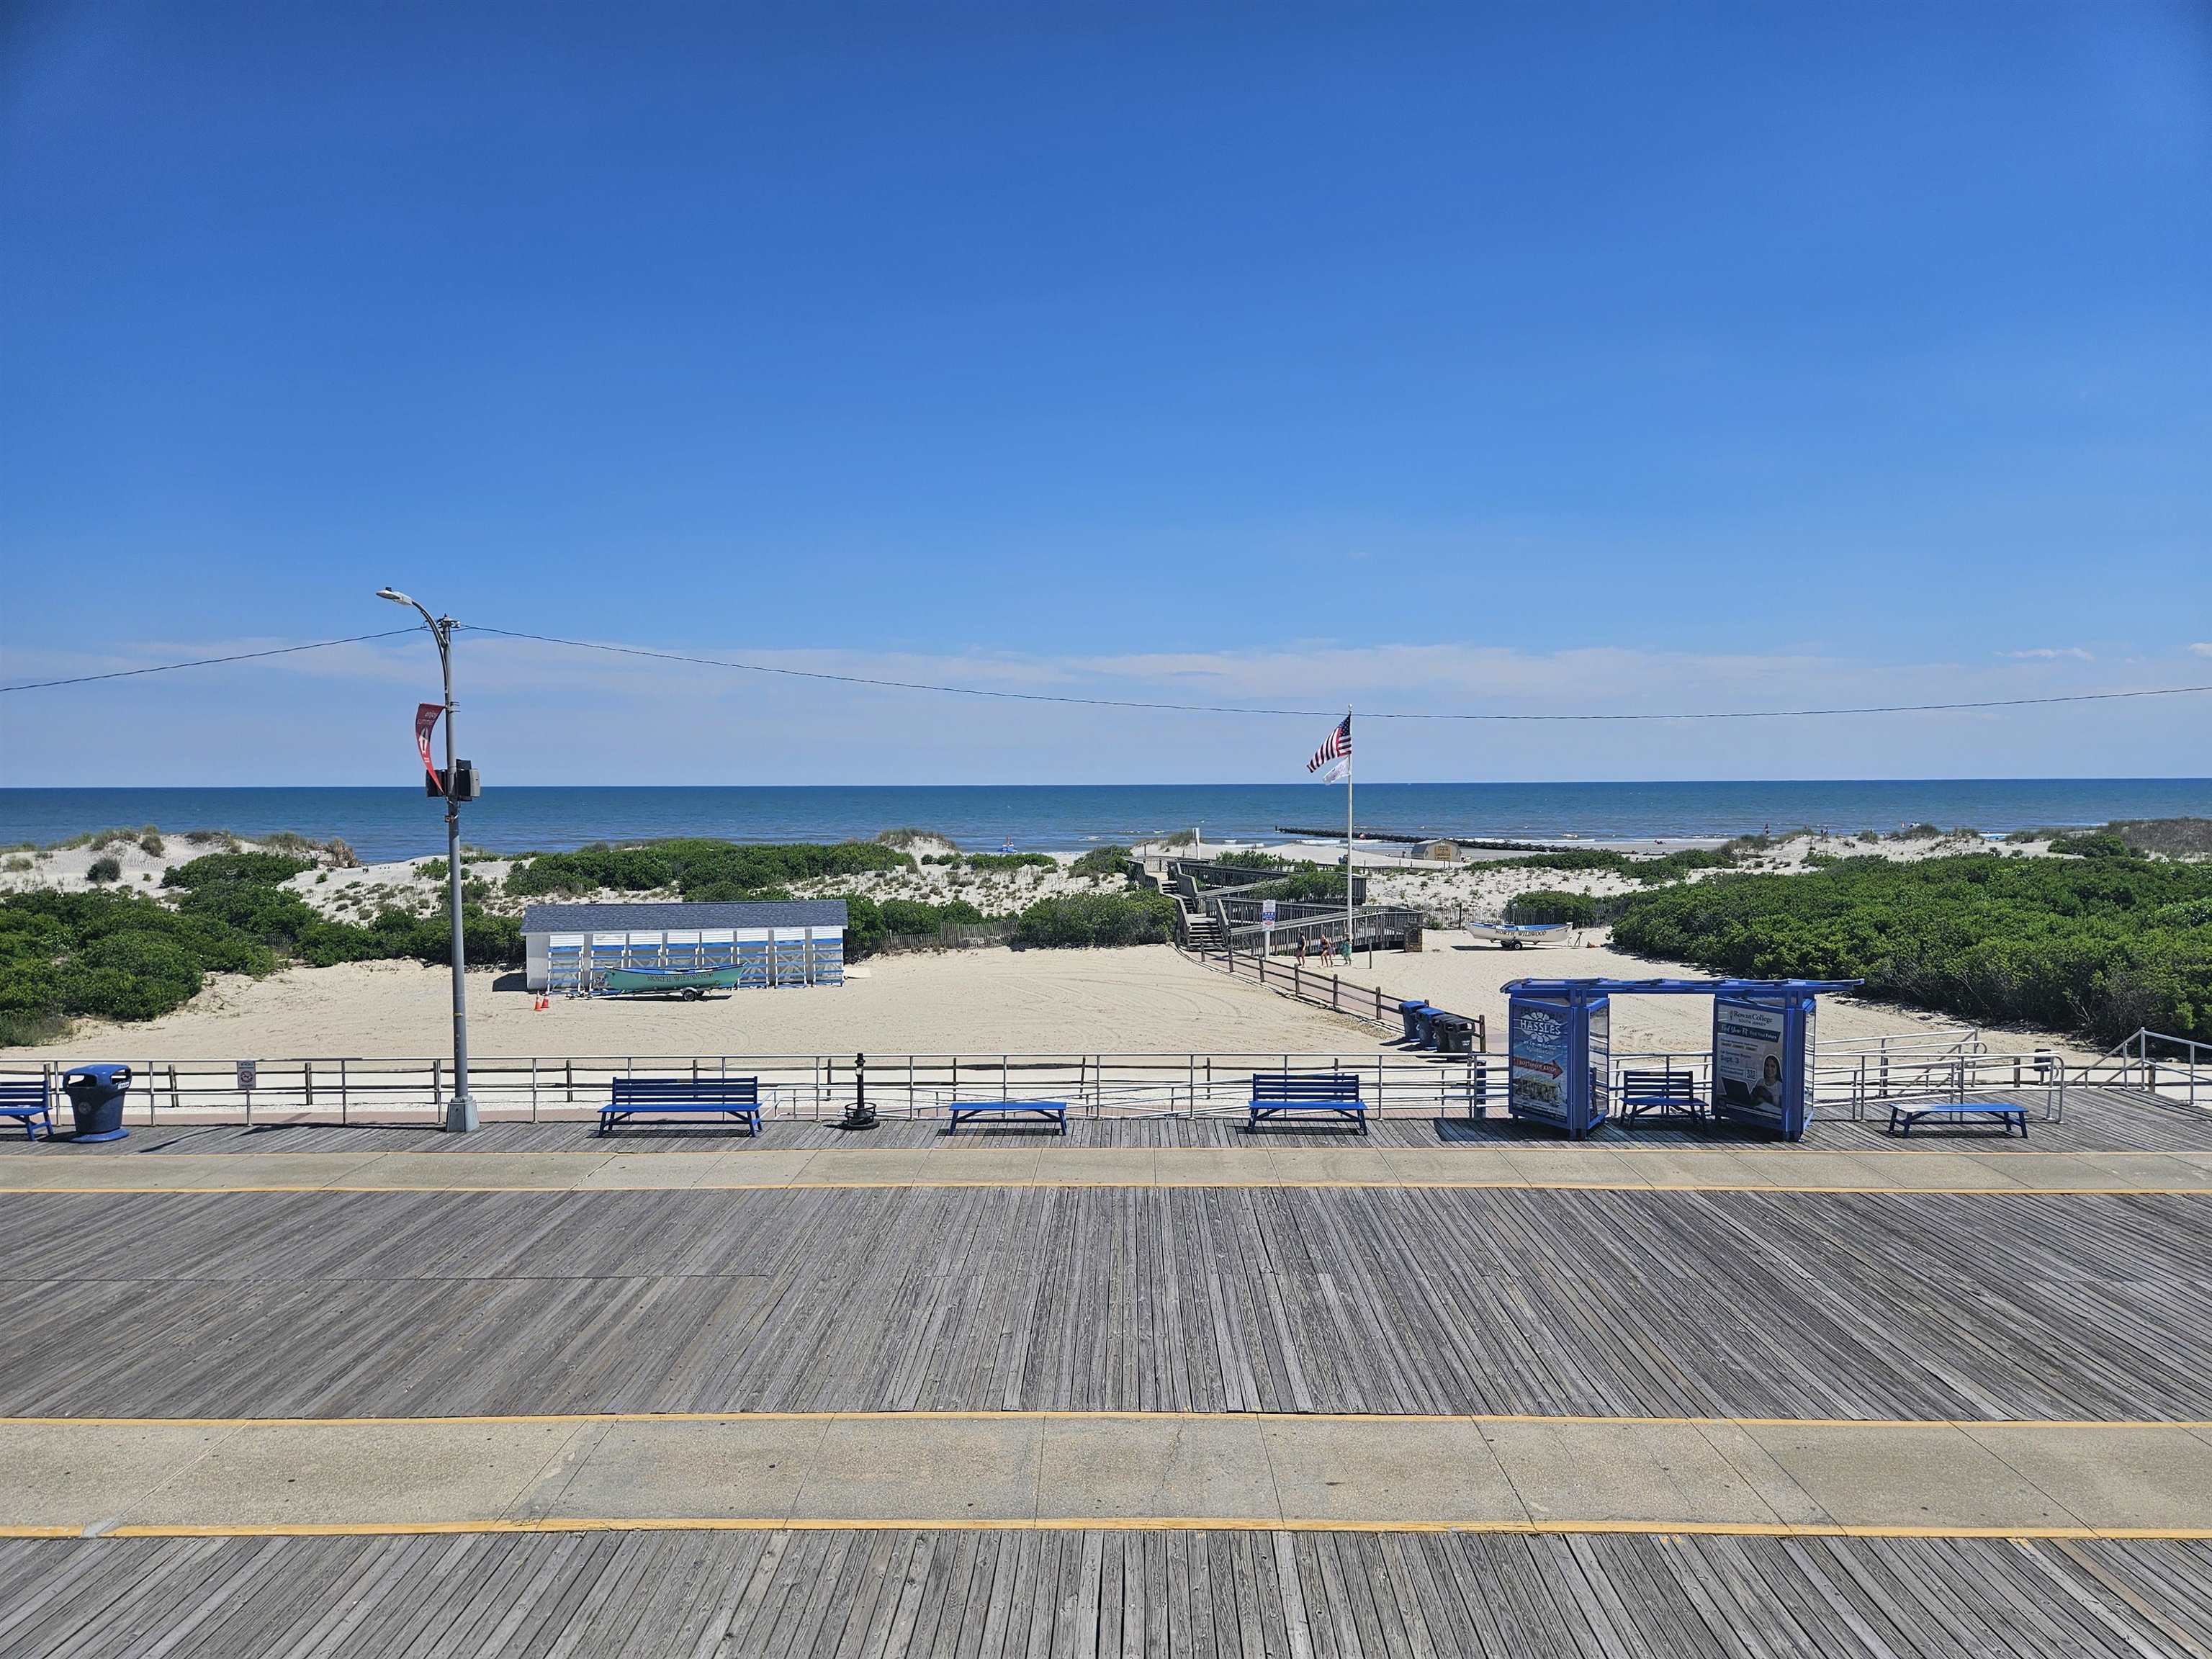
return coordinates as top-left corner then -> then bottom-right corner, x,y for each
444,1094 -> 479,1133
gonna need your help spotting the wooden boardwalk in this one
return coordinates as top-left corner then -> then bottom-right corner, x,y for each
4,1183 -> 2210,1420
4,1530 -> 2210,1658
3,1084 -> 2210,1655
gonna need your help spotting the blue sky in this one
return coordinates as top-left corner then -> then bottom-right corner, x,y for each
3,1 -> 2208,785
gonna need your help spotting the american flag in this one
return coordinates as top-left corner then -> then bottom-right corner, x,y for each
1307,714 -> 1351,773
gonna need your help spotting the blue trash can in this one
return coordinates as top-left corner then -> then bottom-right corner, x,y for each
60,1064 -> 132,1143
1413,1006 -> 1442,1048
1398,999 -> 1431,1043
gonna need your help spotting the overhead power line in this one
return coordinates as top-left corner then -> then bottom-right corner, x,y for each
4,618 -> 2208,724
0,629 -> 421,693
467,624 -> 2212,724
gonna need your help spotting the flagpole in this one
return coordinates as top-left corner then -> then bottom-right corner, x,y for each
1344,707 -> 1354,964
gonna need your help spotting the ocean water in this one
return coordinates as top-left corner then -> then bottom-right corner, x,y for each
2,781 -> 2206,864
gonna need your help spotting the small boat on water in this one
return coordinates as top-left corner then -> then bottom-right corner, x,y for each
601,966 -> 743,999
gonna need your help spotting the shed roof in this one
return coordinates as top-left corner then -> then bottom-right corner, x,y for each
1501,977 -> 1859,998
520,899 -> 848,934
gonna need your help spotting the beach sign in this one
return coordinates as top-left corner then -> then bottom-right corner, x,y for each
235,1060 -> 257,1092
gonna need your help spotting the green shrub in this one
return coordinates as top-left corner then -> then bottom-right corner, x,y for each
1511,889 -> 1598,926
962,852 -> 1057,873
506,839 -> 904,901
1243,867 -> 1349,904
2049,832 -> 2141,860
138,832 -> 165,855
63,931 -> 202,1020
840,894 -> 886,958
86,857 -> 122,884
880,897 -> 986,935
1012,891 -> 1175,948
0,1010 -> 66,1048
1492,845 -> 1738,885
1071,846 -> 1132,882
1611,853 -> 2212,1045
162,851 -> 314,890
1212,850 -> 1290,871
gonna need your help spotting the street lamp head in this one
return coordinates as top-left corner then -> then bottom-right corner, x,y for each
375,588 -> 415,607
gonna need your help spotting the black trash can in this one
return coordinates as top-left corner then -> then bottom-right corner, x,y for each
1398,999 -> 1431,1043
60,1064 -> 132,1143
1431,1014 -> 1475,1056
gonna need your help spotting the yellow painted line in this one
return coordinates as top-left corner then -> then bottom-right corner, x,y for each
0,1526 -> 78,1540
9,1180 -> 2211,1197
10,1410 -> 2211,1431
72,1517 -> 2212,1541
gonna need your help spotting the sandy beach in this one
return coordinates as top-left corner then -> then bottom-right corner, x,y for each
1,945 -> 1382,1061
2,930 -> 2082,1066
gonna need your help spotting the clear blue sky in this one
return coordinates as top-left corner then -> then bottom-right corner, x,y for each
3,1 -> 2208,785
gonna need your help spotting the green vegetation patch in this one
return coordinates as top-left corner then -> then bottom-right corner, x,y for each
1491,845 -> 1741,884
838,894 -> 990,956
507,839 -> 904,901
1012,891 -> 1177,949
1511,889 -> 1599,926
1069,846 -> 1133,881
1611,853 -> 2212,1045
1,855 -> 523,1038
960,852 -> 1058,873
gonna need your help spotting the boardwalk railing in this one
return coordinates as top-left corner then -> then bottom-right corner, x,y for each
0,1051 -> 1493,1126
2080,1028 -> 2209,1110
1179,943 -> 1485,1048
13,1031 -> 2188,1131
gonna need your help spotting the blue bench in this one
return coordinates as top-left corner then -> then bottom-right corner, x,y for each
0,1079 -> 55,1143
945,1100 -> 1067,1133
600,1076 -> 762,1136
1887,1099 -> 2028,1138
1248,1071 -> 1367,1133
1619,1068 -> 1706,1125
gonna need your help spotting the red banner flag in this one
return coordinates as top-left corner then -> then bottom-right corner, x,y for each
415,703 -> 446,794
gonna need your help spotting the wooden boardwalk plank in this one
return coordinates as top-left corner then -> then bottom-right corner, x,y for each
5,1184 -> 2210,1421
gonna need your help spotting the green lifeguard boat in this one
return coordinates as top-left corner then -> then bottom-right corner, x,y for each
600,966 -> 743,999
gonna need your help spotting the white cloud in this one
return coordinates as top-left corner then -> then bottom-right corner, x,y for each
1997,647 -> 2095,662
2190,643 -> 2212,658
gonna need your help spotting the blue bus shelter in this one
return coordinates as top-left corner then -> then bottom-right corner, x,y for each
1500,978 -> 1859,1141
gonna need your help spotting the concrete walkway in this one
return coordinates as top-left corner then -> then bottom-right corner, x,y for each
6,1413 -> 2211,1539
2,1141 -> 2208,1195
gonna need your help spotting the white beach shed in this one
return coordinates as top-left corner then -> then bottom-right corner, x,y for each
520,899 -> 849,991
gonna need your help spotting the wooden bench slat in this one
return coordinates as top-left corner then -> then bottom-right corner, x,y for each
600,1076 -> 763,1137
1247,1072 -> 1367,1134
0,1081 -> 55,1142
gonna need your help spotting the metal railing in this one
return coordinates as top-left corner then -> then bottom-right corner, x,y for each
6,1035 -> 2142,1130
0,1050 -> 1496,1127
2075,1028 -> 2210,1110
1182,943 -> 1483,1045
1606,1043 -> 2067,1123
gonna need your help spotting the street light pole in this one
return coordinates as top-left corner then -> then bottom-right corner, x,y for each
378,588 -> 475,1133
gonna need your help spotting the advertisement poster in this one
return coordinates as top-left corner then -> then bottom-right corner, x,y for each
1586,997 -> 1609,1112
1510,1002 -> 1570,1115
1714,999 -> 1787,1115
415,703 -> 445,793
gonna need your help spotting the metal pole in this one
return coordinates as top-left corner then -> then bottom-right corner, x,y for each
435,618 -> 475,1132
1344,706 -> 1354,968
